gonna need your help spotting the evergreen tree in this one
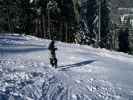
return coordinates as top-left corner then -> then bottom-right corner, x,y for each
86,0 -> 97,44
17,0 -> 35,34
118,28 -> 130,53
0,0 -> 80,42
100,0 -> 110,48
0,0 -> 17,32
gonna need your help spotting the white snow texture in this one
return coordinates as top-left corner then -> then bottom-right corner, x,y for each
0,34 -> 133,100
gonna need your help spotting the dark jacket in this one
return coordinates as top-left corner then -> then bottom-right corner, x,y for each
48,40 -> 57,51
48,40 -> 57,58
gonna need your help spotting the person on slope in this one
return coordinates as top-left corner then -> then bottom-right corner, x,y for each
48,40 -> 58,68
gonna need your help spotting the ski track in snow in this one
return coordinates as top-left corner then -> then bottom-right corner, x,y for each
0,34 -> 133,100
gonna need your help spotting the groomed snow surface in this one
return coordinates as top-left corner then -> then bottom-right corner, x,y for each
0,34 -> 133,100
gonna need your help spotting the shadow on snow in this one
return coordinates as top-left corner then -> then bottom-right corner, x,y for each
0,37 -> 28,41
58,60 -> 96,70
0,47 -> 47,53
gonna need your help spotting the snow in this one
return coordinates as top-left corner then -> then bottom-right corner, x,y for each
0,34 -> 133,100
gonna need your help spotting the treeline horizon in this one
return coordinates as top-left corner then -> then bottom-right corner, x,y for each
0,0 -> 132,54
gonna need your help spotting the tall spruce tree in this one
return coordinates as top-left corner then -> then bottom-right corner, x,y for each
17,0 -> 35,34
0,0 -> 17,33
100,0 -> 110,48
118,27 -> 130,53
86,0 -> 97,43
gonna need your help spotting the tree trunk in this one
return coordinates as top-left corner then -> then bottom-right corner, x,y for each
65,22 -> 68,42
59,22 -> 63,41
47,10 -> 51,39
42,14 -> 46,38
7,6 -> 13,33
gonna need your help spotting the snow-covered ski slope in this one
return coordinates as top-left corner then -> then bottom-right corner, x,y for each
0,34 -> 133,100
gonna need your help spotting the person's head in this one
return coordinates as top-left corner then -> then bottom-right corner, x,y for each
52,35 -> 56,40
51,40 -> 55,44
